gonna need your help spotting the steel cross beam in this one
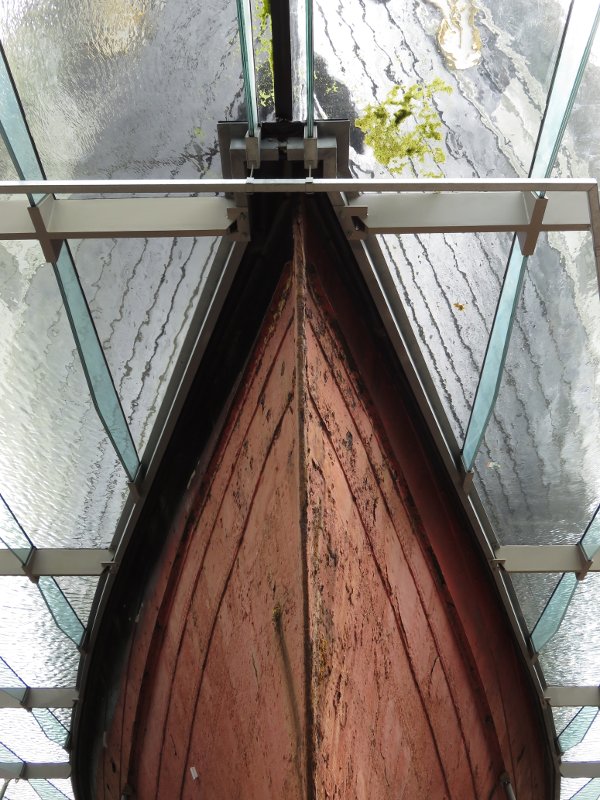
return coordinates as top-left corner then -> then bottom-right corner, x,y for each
0,548 -> 112,577
561,763 -> 600,779
495,545 -> 598,574
0,762 -> 70,780
545,686 -> 600,707
0,687 -> 78,709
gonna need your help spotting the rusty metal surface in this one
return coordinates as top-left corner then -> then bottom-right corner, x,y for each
95,204 -> 551,800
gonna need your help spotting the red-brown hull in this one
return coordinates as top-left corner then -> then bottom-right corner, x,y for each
97,207 -> 551,799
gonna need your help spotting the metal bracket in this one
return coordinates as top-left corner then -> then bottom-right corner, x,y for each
245,128 -> 261,170
304,125 -> 318,170
517,192 -> 548,255
576,540 -> 593,581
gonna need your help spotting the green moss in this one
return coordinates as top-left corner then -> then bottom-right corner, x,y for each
255,0 -> 274,108
355,78 -> 452,176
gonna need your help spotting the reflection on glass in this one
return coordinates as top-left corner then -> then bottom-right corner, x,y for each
236,0 -> 259,137
305,0 -> 314,137
473,232 -> 600,547
570,779 -> 600,800
37,577 -> 84,648
581,505 -> 600,562
31,709 -> 68,749
509,573 -> 561,631
559,706 -> 599,753
0,495 -> 32,565
0,657 -> 26,707
462,2 -> 600,470
30,781 -> 71,800
530,572 -> 577,652
54,247 -> 139,482
0,739 -> 20,763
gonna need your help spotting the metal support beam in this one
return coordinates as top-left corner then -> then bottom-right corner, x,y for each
0,763 -> 70,780
0,687 -> 78,709
546,686 -> 600,707
0,548 -> 112,577
495,545 -> 597,573
561,763 -> 600,779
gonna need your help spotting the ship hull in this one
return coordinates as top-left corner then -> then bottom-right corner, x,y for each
93,202 -> 551,800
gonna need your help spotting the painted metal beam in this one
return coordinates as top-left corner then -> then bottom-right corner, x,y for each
546,686 -> 600,708
495,545 -> 597,573
0,763 -> 70,780
0,687 -> 78,709
561,763 -> 600,779
0,177 -> 597,195
0,548 -> 112,577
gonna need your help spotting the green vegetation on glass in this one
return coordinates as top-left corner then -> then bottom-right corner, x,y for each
355,79 -> 452,176
255,0 -> 274,108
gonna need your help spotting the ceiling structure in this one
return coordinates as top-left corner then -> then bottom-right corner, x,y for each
0,0 -> 599,798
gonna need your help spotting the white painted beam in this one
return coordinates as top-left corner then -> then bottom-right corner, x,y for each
545,686 -> 600,707
346,192 -> 590,235
0,687 -> 78,709
561,762 -> 600,779
0,762 -> 70,780
0,548 -> 112,576
494,545 -> 596,573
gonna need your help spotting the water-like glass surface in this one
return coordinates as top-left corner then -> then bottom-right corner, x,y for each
509,572 -> 561,630
380,231 -> 509,438
0,240 -> 129,548
559,707 -> 599,753
0,0 -> 245,180
313,0 -> 567,178
0,707 -> 66,762
474,231 -> 600,545
71,235 -> 221,455
31,709 -> 68,749
0,494 -> 32,564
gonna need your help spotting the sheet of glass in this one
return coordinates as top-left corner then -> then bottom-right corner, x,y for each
0,657 -> 26,710
0,240 -> 129,548
581,505 -> 600,562
290,0 -> 308,121
540,572 -> 600,684
379,232 -> 510,438
568,779 -> 600,800
0,0 -> 245,180
531,572 -> 577,652
560,712 -> 600,771
250,0 -> 274,123
55,576 -> 99,625
553,11 -> 600,186
31,709 -> 68,749
54,246 -> 139,481
0,134 -> 18,181
0,708 -> 65,763
473,232 -> 600,545
29,782 -> 70,800
312,0 -> 567,179
0,577 -> 79,689
509,572 -> 561,630
559,707 -> 599,753
37,577 -> 84,648
237,0 -> 259,137
305,0 -> 314,137
0,495 -> 32,565
70,236 -> 220,455
0,47 -> 43,185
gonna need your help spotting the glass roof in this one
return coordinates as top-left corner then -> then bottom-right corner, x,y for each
0,1 -> 599,798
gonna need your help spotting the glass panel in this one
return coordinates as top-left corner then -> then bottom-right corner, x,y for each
250,0 -> 274,121
509,573 -> 561,630
530,572 -> 577,652
0,740 -> 20,762
540,572 -> 600,684
559,707 -> 599,753
569,779 -> 600,800
0,496 -> 32,565
0,0 -> 245,180
37,577 -> 84,648
581,505 -> 600,562
462,2 -> 600,469
0,133 -> 18,181
0,657 -> 26,707
0,709 -> 65,762
0,578 -> 79,688
31,709 -> 68,749
473,232 -> 600,546
0,240 -> 128,549
55,576 -> 99,625
379,232 -> 510,439
312,0 -> 568,178
290,0 -> 307,121
0,46 -> 44,186
29,781 -> 71,800
305,0 -> 314,137
237,0 -> 259,137
70,235 -> 220,454
54,246 -> 139,481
